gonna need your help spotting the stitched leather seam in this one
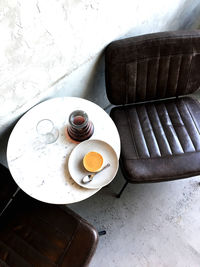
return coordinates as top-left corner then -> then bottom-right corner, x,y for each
164,102 -> 185,153
125,64 -> 128,104
57,221 -> 97,267
154,103 -> 173,155
124,150 -> 200,160
56,222 -> 80,266
183,99 -> 200,136
125,63 -> 128,104
151,103 -> 172,156
146,104 -> 162,157
127,61 -> 138,102
145,107 -> 162,156
145,59 -> 149,100
165,55 -> 171,97
126,109 -> 139,158
185,54 -> 193,94
153,56 -> 159,98
135,61 -> 138,102
135,107 -> 151,157
173,101 -> 196,152
177,99 -> 197,151
174,55 -> 182,95
176,54 -> 183,95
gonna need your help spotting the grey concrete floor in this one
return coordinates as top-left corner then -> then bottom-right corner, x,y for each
68,168 -> 200,267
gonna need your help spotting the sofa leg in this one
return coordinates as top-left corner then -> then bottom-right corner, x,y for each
98,230 -> 106,236
116,181 -> 128,198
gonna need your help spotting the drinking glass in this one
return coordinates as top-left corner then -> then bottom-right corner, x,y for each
36,119 -> 59,144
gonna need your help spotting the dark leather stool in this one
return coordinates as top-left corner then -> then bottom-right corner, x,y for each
105,30 -> 200,197
0,164 -> 98,267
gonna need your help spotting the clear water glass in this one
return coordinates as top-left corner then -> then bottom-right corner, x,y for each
36,119 -> 59,144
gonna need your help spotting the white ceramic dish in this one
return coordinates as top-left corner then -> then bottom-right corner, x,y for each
68,139 -> 119,189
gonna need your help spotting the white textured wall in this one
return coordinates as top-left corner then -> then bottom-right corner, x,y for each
0,0 -> 200,164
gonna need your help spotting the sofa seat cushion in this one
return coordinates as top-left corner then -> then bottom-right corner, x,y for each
111,96 -> 200,182
0,193 -> 98,267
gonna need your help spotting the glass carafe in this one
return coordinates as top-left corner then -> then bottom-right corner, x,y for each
67,110 -> 94,142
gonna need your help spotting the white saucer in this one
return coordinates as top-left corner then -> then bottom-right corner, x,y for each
68,139 -> 119,189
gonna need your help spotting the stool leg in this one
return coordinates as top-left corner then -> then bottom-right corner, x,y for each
98,230 -> 106,236
116,181 -> 128,198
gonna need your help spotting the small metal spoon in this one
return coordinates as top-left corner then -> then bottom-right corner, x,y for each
82,163 -> 110,184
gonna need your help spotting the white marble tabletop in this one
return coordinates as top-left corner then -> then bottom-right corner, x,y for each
7,97 -> 120,204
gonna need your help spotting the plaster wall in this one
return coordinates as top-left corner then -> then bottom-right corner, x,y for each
0,0 -> 200,165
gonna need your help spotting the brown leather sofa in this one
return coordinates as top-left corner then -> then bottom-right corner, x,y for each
0,164 -> 98,267
105,30 -> 200,196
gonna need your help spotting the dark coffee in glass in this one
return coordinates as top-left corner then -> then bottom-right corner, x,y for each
67,110 -> 94,141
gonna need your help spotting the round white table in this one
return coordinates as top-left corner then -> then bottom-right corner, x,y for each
7,97 -> 120,204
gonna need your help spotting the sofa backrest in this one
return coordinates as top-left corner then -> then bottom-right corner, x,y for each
105,30 -> 200,105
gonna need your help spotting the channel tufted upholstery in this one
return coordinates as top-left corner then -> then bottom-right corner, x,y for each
106,30 -> 200,105
105,30 -> 200,187
111,96 -> 200,182
0,164 -> 98,267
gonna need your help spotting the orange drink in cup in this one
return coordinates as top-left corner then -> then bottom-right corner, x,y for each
83,151 -> 103,172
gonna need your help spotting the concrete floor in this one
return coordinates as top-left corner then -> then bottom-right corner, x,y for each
68,168 -> 200,267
